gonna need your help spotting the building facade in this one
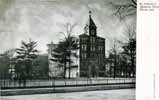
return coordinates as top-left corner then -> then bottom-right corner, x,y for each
79,11 -> 106,77
47,42 -> 63,77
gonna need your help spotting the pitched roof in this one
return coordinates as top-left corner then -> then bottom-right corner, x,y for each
79,33 -> 89,37
97,36 -> 105,40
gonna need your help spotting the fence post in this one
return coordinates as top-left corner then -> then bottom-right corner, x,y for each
3,79 -> 5,88
52,78 -> 55,92
38,79 -> 40,87
65,78 -> 66,86
0,83 -> 1,99
76,78 -> 77,86
124,78 -> 125,84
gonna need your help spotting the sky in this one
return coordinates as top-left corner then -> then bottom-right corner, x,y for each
0,0 -> 136,55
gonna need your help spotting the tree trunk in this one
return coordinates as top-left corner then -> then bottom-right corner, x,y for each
64,61 -> 66,79
68,52 -> 71,79
113,53 -> 117,78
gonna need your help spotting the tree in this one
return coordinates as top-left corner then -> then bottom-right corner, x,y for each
0,50 -> 14,79
108,39 -> 120,78
32,54 -> 49,79
110,0 -> 137,20
108,0 -> 137,77
120,25 -> 136,77
51,35 -> 78,79
51,22 -> 78,79
121,38 -> 136,77
15,39 -> 38,82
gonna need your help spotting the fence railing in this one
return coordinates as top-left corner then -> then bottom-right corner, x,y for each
0,78 -> 135,89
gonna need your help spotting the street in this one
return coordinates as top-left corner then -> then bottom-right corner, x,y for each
1,89 -> 135,100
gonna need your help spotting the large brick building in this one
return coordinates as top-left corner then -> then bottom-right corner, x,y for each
79,11 -> 106,77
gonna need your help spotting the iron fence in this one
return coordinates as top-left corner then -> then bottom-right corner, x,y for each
0,78 -> 135,89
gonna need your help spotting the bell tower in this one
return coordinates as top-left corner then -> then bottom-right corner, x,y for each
88,11 -> 97,37
79,11 -> 106,77
84,11 -> 97,36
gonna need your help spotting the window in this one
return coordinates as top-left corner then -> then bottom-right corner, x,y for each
81,53 -> 86,59
90,37 -> 95,43
93,47 -> 95,51
81,45 -> 87,51
101,47 -> 103,51
84,45 -> 87,51
98,46 -> 103,51
98,46 -> 100,51
91,46 -> 95,51
80,37 -> 87,43
91,30 -> 95,35
84,53 -> 87,58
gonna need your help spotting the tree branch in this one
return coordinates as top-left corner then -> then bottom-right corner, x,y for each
131,0 -> 137,7
110,0 -> 136,20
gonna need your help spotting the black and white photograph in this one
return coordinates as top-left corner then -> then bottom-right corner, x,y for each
0,0 -> 136,100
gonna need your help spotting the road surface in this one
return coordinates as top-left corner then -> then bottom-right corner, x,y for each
1,89 -> 135,100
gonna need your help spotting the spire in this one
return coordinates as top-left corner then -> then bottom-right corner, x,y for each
88,11 -> 96,27
84,11 -> 96,34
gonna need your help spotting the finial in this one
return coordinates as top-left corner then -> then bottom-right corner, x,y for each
89,11 -> 92,16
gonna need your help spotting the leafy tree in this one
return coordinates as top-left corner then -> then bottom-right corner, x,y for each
15,39 -> 38,81
51,41 -> 69,79
0,50 -> 14,79
32,54 -> 49,79
122,38 -> 136,77
64,34 -> 78,79
51,36 -> 78,79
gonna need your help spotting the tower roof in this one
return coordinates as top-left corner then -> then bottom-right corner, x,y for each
87,11 -> 96,27
84,11 -> 96,34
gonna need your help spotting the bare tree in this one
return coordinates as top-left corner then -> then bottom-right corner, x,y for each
60,22 -> 78,79
125,24 -> 136,40
108,25 -> 136,77
108,39 -> 120,78
51,22 -> 78,79
118,25 -> 136,77
118,24 -> 136,44
110,0 -> 137,20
